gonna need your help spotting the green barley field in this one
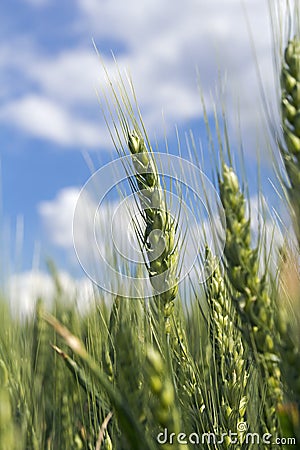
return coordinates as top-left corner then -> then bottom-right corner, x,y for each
1,2 -> 300,449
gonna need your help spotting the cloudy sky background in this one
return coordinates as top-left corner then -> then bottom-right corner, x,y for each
0,0 -> 287,313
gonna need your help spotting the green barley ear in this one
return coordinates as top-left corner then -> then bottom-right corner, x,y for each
219,164 -> 283,435
99,63 -> 179,334
128,131 -> 179,334
280,38 -> 300,246
146,346 -> 188,450
204,249 -> 248,444
279,36 -> 300,406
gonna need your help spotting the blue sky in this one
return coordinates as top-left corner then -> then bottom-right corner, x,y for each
0,0 -> 285,311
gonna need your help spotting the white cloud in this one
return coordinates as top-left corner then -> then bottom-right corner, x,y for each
0,94 -> 106,147
26,49 -> 102,105
78,1 -> 271,85
8,270 -> 55,315
38,187 -> 80,248
38,185 -> 151,296
75,0 -> 277,149
7,269 -> 95,317
249,195 -> 284,246
0,0 -> 277,151
38,185 -> 143,261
